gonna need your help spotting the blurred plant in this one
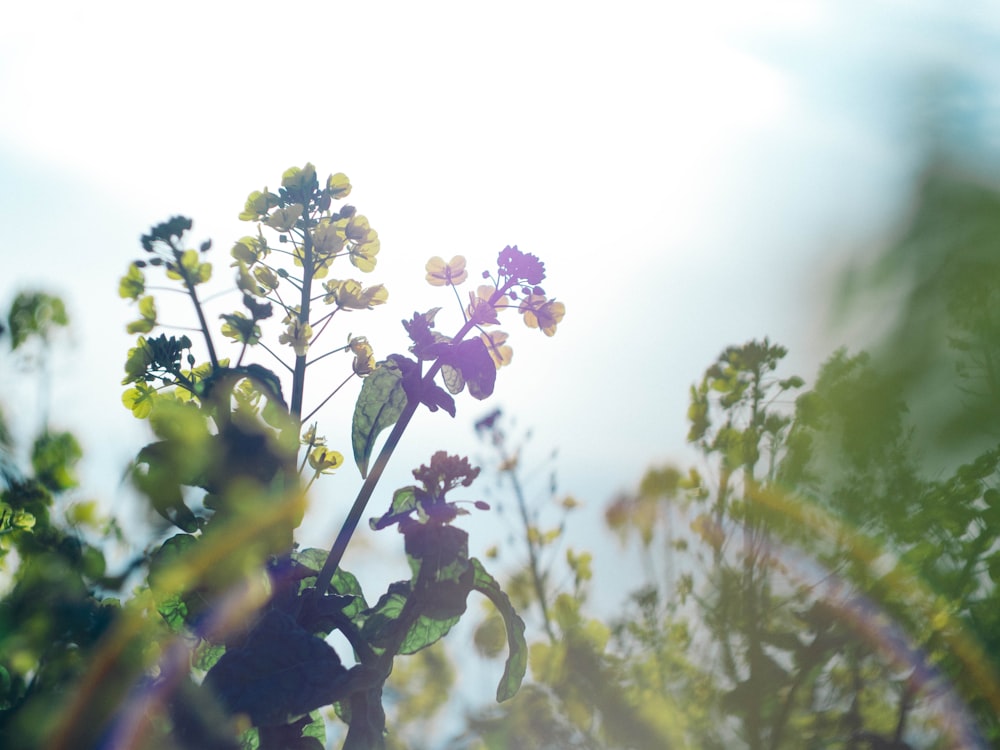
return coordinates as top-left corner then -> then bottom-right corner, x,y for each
429,409 -> 698,749
1,164 -> 565,750
607,334 -> 1000,748
0,294 -> 128,750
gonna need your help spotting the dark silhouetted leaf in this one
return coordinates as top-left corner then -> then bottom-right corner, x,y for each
471,557 -> 527,701
204,609 -> 348,727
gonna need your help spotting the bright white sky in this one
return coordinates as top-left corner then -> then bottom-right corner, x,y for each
1,1 -> 997,619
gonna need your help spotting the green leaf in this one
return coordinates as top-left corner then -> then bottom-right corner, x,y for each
399,613 -> 461,655
369,485 -> 429,530
331,568 -> 369,621
441,363 -> 464,395
119,263 -> 146,299
361,582 -> 461,655
351,359 -> 408,477
31,431 -> 82,492
8,292 -> 68,349
126,295 -> 157,334
361,584 -> 409,647
470,557 -> 527,702
193,640 -> 226,672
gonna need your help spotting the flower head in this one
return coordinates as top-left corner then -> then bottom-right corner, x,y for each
467,285 -> 501,325
279,318 -> 312,356
480,330 -> 513,368
412,451 -> 481,500
349,335 -> 376,375
324,279 -> 388,310
349,236 -> 380,273
497,245 -> 545,285
425,256 -> 468,287
519,294 -> 565,336
308,445 -> 344,474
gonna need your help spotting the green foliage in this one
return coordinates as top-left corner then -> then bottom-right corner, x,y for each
6,292 -> 67,350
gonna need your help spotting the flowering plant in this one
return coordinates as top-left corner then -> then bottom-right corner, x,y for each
106,164 -> 564,749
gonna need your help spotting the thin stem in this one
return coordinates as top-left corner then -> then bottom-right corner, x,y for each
258,342 -> 295,374
306,344 -> 349,368
174,246 -> 219,369
308,309 -> 339,347
451,283 -> 468,323
289,227 -> 315,421
505,459 -> 557,643
312,395 -> 419,597
302,372 -> 355,424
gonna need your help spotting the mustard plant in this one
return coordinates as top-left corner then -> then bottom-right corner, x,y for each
108,164 -> 565,750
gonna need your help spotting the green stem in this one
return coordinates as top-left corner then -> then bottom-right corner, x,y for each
505,454 -> 557,643
175,247 -> 219,369
290,229 -> 315,422
311,287 -> 509,597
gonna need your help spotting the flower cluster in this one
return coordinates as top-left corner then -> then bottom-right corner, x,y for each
422,244 -> 565,373
369,451 -> 489,532
412,451 -> 482,501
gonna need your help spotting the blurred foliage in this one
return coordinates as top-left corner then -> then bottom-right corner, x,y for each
0,295 -> 126,750
375,157 -> 1000,749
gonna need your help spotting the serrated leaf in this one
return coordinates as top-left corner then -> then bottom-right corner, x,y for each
471,557 -> 527,701
351,360 -> 408,477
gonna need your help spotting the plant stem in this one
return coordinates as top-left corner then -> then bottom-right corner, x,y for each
312,392 -> 418,597
506,459 -> 557,643
311,292 -> 503,597
176,249 -> 219,369
290,229 -> 314,422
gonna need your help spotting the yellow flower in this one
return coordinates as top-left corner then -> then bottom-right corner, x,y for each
344,215 -> 377,244
480,330 -> 513,369
308,446 -> 344,474
282,163 -> 317,191
301,423 -> 320,446
350,237 -> 380,273
467,285 -> 500,325
323,279 -> 388,310
166,249 -> 211,285
312,219 -> 347,256
519,294 -> 565,336
230,235 -> 267,266
327,172 -> 352,200
425,256 -> 468,287
265,204 -> 303,232
349,336 -> 376,376
253,265 -> 279,293
236,261 -> 262,296
279,318 -> 312,356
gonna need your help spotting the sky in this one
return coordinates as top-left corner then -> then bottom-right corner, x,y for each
2,1 -> 999,619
